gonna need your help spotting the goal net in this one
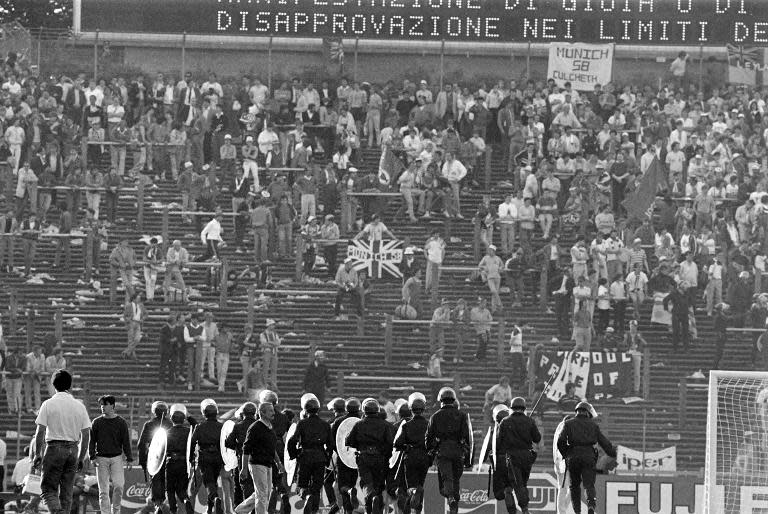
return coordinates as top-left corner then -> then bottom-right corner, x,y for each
705,371 -> 768,514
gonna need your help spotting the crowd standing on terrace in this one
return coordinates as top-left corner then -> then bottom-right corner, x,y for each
1,49 -> 768,407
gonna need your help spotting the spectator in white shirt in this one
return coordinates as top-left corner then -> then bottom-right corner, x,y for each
423,231 -> 446,296
199,213 -> 223,261
497,194 -> 517,256
626,264 -> 649,320
706,258 -> 724,316
441,152 -> 467,218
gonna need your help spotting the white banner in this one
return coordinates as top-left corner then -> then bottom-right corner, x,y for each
616,445 -> 677,472
547,43 -> 614,91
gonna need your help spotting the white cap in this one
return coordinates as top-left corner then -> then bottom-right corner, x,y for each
184,161 -> 193,168
224,134 -> 231,139
344,256 -> 354,263
307,215 -> 316,222
404,247 -> 414,255
200,398 -> 218,413
266,318 -> 276,326
202,164 -> 210,171
246,135 -> 254,142
349,167 -> 358,173
488,244 -> 497,250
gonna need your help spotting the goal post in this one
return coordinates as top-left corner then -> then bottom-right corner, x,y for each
705,370 -> 768,514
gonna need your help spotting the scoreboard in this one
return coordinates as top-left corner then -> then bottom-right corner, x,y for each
79,0 -> 768,44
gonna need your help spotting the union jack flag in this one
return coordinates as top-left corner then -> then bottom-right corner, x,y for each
727,44 -> 760,68
346,239 -> 403,279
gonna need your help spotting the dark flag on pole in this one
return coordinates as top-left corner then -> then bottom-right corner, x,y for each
621,157 -> 667,221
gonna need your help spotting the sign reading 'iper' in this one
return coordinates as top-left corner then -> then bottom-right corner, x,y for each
79,0 -> 768,44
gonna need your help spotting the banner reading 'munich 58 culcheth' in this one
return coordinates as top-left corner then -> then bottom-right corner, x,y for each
547,43 -> 614,91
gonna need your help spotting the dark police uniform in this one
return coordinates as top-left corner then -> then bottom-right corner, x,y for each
345,413 -> 394,514
393,413 -> 430,514
556,414 -> 616,513
287,412 -> 332,513
495,412 -> 541,513
224,414 -> 256,505
165,423 -> 193,514
425,404 -> 471,513
190,417 -> 224,514
138,416 -> 173,505
331,412 -> 361,513
324,411 -> 345,509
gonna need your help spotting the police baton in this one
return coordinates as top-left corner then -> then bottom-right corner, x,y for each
529,369 -> 559,416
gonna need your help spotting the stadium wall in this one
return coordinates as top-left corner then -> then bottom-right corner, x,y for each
62,38 -> 728,90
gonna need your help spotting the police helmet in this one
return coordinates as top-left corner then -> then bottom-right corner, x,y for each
305,398 -> 321,414
408,392 -> 427,413
438,387 -> 457,403
362,397 -> 380,415
492,404 -> 510,422
345,397 -> 361,414
169,403 -> 187,423
328,397 -> 346,413
241,402 -> 257,416
511,397 -> 527,411
394,398 -> 410,419
301,393 -> 319,410
575,401 -> 593,417
151,401 -> 168,418
200,398 -> 218,416
259,390 -> 279,405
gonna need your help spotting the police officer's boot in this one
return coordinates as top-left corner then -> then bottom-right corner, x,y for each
214,497 -> 223,514
412,487 -> 424,514
183,499 -> 194,514
448,499 -> 459,514
503,494 -> 517,513
371,495 -> 384,514
154,504 -> 164,514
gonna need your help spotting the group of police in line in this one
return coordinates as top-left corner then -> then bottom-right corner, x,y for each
135,386 -> 615,514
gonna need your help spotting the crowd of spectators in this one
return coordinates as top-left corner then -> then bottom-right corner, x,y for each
2,48 -> 768,372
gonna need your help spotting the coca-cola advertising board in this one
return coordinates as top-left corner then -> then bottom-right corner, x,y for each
117,467 -> 740,513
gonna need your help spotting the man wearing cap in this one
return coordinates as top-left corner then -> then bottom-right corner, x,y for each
479,245 -> 504,312
164,239 -> 188,303
303,350 -> 331,405
320,214 -> 340,278
90,395 -> 133,514
334,257 -> 363,319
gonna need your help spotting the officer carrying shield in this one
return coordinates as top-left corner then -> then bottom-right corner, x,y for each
495,397 -> 541,514
138,401 -> 172,514
393,392 -> 430,514
287,395 -> 332,513
190,399 -> 225,514
166,404 -> 194,514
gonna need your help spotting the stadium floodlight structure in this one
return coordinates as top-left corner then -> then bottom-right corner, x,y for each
705,370 -> 768,514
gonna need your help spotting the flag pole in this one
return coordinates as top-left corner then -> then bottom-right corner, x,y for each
698,44 -> 703,92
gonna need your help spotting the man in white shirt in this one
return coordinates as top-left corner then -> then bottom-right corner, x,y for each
679,252 -> 699,304
4,118 -> 25,174
441,152 -> 467,218
199,213 -> 223,261
706,258 -> 724,316
609,275 -> 628,333
497,194 -> 517,256
32,370 -> 92,514
423,231 -> 445,297
248,78 -> 269,109
639,146 -> 656,174
626,264 -> 648,320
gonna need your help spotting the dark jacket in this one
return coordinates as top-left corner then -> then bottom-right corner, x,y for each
425,403 -> 471,464
190,417 -> 224,466
287,413 -> 332,463
556,414 -> 616,460
663,288 -> 690,316
346,414 -> 394,458
224,415 -> 257,456
166,424 -> 191,459
303,362 -> 330,398
243,419 -> 278,467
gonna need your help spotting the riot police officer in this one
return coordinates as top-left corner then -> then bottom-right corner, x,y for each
393,392 -> 430,514
332,398 -> 362,514
138,401 -> 172,513
190,399 -> 225,514
556,401 -> 617,514
488,404 -> 509,510
346,398 -> 394,514
386,399 -> 411,508
287,395 -> 333,513
425,387 -> 472,514
225,402 -> 258,506
166,404 -> 194,514
496,397 -> 541,514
